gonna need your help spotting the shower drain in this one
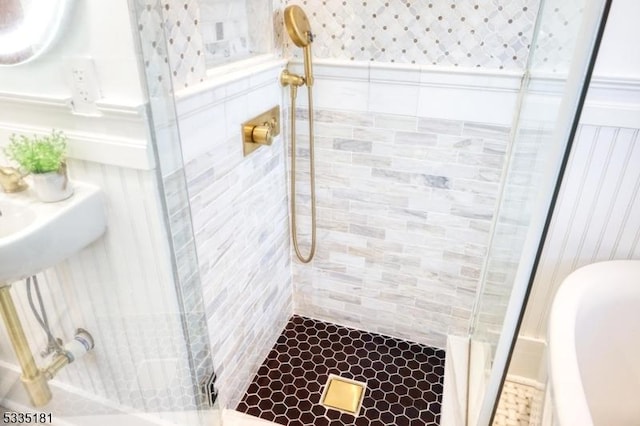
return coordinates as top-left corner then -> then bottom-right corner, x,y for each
320,374 -> 367,416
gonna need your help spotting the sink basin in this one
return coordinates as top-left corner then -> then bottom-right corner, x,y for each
0,201 -> 36,238
0,183 -> 107,284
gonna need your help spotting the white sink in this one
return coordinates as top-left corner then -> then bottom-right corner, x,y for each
0,201 -> 36,238
0,183 -> 107,284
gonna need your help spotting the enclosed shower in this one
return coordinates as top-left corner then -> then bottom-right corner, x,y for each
0,0 -> 619,425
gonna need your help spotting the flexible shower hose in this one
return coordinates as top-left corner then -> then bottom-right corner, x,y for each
289,84 -> 317,263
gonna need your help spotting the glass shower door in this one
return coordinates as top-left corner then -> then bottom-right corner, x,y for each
467,0 -> 612,424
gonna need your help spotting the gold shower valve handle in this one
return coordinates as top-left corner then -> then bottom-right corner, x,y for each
241,106 -> 281,156
248,122 -> 273,145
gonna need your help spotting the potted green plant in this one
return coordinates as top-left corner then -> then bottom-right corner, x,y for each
4,130 -> 73,202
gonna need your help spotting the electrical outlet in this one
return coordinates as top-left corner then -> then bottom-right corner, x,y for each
67,57 -> 102,116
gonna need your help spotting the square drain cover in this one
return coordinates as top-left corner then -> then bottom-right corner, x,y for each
320,374 -> 366,416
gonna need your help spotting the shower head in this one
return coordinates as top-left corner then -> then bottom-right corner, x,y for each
284,5 -> 313,47
283,5 -> 314,86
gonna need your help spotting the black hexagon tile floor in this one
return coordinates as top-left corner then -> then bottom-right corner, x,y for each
237,315 -> 446,425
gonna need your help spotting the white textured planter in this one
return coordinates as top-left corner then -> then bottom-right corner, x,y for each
32,168 -> 73,202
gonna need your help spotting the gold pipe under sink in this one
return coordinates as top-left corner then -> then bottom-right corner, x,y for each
0,284 -> 54,406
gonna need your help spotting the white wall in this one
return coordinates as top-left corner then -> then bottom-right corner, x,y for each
593,0 -> 640,79
0,1 -> 144,104
0,2 -> 153,170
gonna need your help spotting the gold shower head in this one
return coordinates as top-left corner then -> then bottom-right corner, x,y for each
283,5 -> 314,86
284,5 -> 313,47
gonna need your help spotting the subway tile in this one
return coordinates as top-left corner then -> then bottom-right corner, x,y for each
417,117 -> 464,135
351,153 -> 393,168
349,223 -> 386,240
353,126 -> 396,143
313,109 -> 375,127
483,139 -> 508,156
332,138 -> 373,152
374,114 -> 418,131
413,174 -> 450,189
457,151 -> 505,169
371,167 -> 412,184
437,135 -> 485,152
463,122 -> 511,140
395,131 -> 438,151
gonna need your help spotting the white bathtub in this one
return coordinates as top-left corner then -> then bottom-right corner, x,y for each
548,260 -> 640,426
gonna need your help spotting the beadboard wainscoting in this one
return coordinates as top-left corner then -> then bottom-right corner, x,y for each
522,124 -> 640,338
0,160 -> 200,418
515,76 -> 640,339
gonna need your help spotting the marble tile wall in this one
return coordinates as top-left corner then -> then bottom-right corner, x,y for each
140,0 -> 581,89
198,0 -> 252,65
282,0 -> 541,70
470,125 -> 550,346
136,0 -> 282,89
530,0 -> 586,74
197,0 -> 276,66
176,62 -> 293,409
290,108 -> 511,349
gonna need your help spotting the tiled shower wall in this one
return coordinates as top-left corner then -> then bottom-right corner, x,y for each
198,0 -> 274,65
291,108 -> 510,349
155,0 -> 581,88
175,63 -> 293,409
154,0 -> 563,407
283,0 -> 540,69
157,0 -> 533,406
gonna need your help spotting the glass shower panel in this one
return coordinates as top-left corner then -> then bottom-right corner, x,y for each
130,0 -> 221,423
467,0 -> 610,423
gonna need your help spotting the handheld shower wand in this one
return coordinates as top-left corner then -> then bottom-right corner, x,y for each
283,5 -> 314,86
281,5 -> 317,263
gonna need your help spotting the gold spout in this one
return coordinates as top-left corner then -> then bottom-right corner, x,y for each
0,167 -> 28,193
0,285 -> 52,406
